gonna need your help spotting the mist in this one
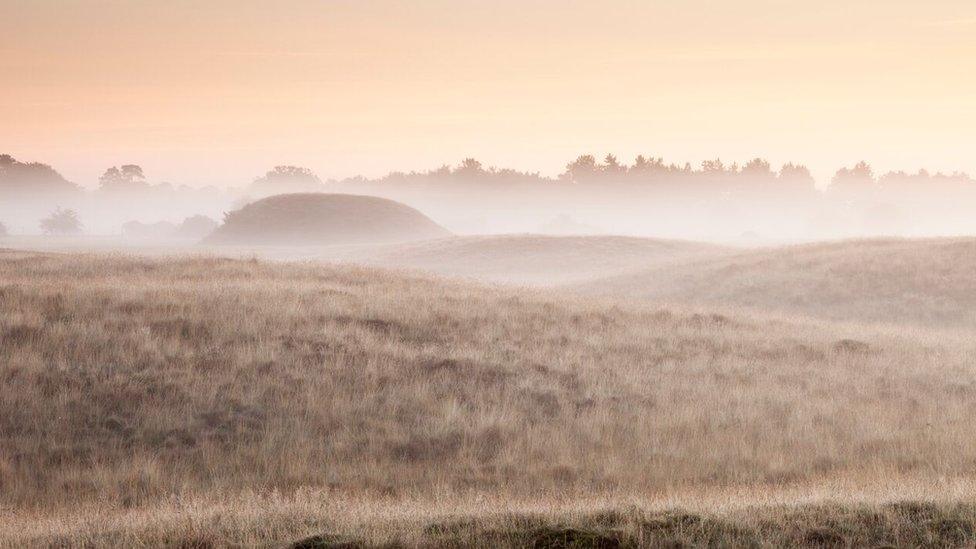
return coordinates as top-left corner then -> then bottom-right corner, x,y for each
3,153 -> 975,248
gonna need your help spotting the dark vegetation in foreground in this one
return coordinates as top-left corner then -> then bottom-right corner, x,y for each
91,501 -> 950,548
289,502 -> 976,548
17,498 -> 975,547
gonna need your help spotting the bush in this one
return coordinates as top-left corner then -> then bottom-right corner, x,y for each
40,207 -> 82,235
174,215 -> 219,239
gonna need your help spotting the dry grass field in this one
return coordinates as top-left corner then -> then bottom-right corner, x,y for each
357,234 -> 727,285
3,246 -> 976,546
580,238 -> 976,329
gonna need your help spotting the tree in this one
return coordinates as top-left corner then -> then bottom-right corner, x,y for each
99,165 -> 148,192
741,158 -> 773,178
602,154 -> 625,175
632,155 -> 650,173
249,166 -> 322,196
174,214 -> 219,239
40,208 -> 83,235
0,154 -> 79,196
562,155 -> 598,183
0,221 -> 7,236
778,163 -> 816,191
454,158 -> 485,178
701,158 -> 727,174
831,161 -> 875,192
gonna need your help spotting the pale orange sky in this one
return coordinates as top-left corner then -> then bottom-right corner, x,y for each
3,0 -> 976,187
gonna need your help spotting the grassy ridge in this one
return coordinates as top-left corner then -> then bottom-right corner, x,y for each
358,234 -> 726,285
581,238 -> 976,328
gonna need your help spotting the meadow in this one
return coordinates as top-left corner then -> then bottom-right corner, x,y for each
2,246 -> 976,546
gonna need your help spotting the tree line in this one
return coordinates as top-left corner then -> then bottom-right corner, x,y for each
4,153 -> 974,197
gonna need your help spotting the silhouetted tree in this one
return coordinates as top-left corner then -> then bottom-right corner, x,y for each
99,165 -> 148,192
563,155 -> 599,183
741,158 -> 774,178
778,163 -> 816,191
0,154 -> 79,195
602,154 -> 625,175
454,158 -> 485,178
633,155 -> 650,172
628,155 -> 675,181
40,208 -> 82,235
831,161 -> 875,192
701,159 -> 724,174
250,166 -> 322,196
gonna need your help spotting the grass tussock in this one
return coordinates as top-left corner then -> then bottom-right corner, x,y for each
3,249 -> 976,545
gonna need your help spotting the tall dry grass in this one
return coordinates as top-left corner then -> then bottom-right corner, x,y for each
2,249 -> 976,545
7,479 -> 976,547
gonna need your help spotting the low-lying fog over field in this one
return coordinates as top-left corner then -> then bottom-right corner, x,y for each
6,0 -> 976,546
5,154 -> 976,242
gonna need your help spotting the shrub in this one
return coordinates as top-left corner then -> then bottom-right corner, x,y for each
39,207 -> 82,235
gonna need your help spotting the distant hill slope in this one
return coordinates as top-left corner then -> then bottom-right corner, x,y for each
360,234 -> 729,285
205,193 -> 450,246
579,238 -> 976,327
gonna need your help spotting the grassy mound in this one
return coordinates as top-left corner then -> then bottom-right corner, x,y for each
205,193 -> 449,246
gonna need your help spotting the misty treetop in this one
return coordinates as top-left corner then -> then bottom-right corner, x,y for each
334,154 -> 973,195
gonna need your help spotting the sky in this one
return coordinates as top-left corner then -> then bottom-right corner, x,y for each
3,0 -> 976,188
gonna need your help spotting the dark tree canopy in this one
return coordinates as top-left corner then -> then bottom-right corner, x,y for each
99,165 -> 148,192
0,154 -> 78,195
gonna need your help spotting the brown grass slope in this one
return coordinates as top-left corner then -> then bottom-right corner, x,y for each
3,249 -> 976,545
205,193 -> 450,246
359,234 -> 727,285
579,237 -> 976,328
